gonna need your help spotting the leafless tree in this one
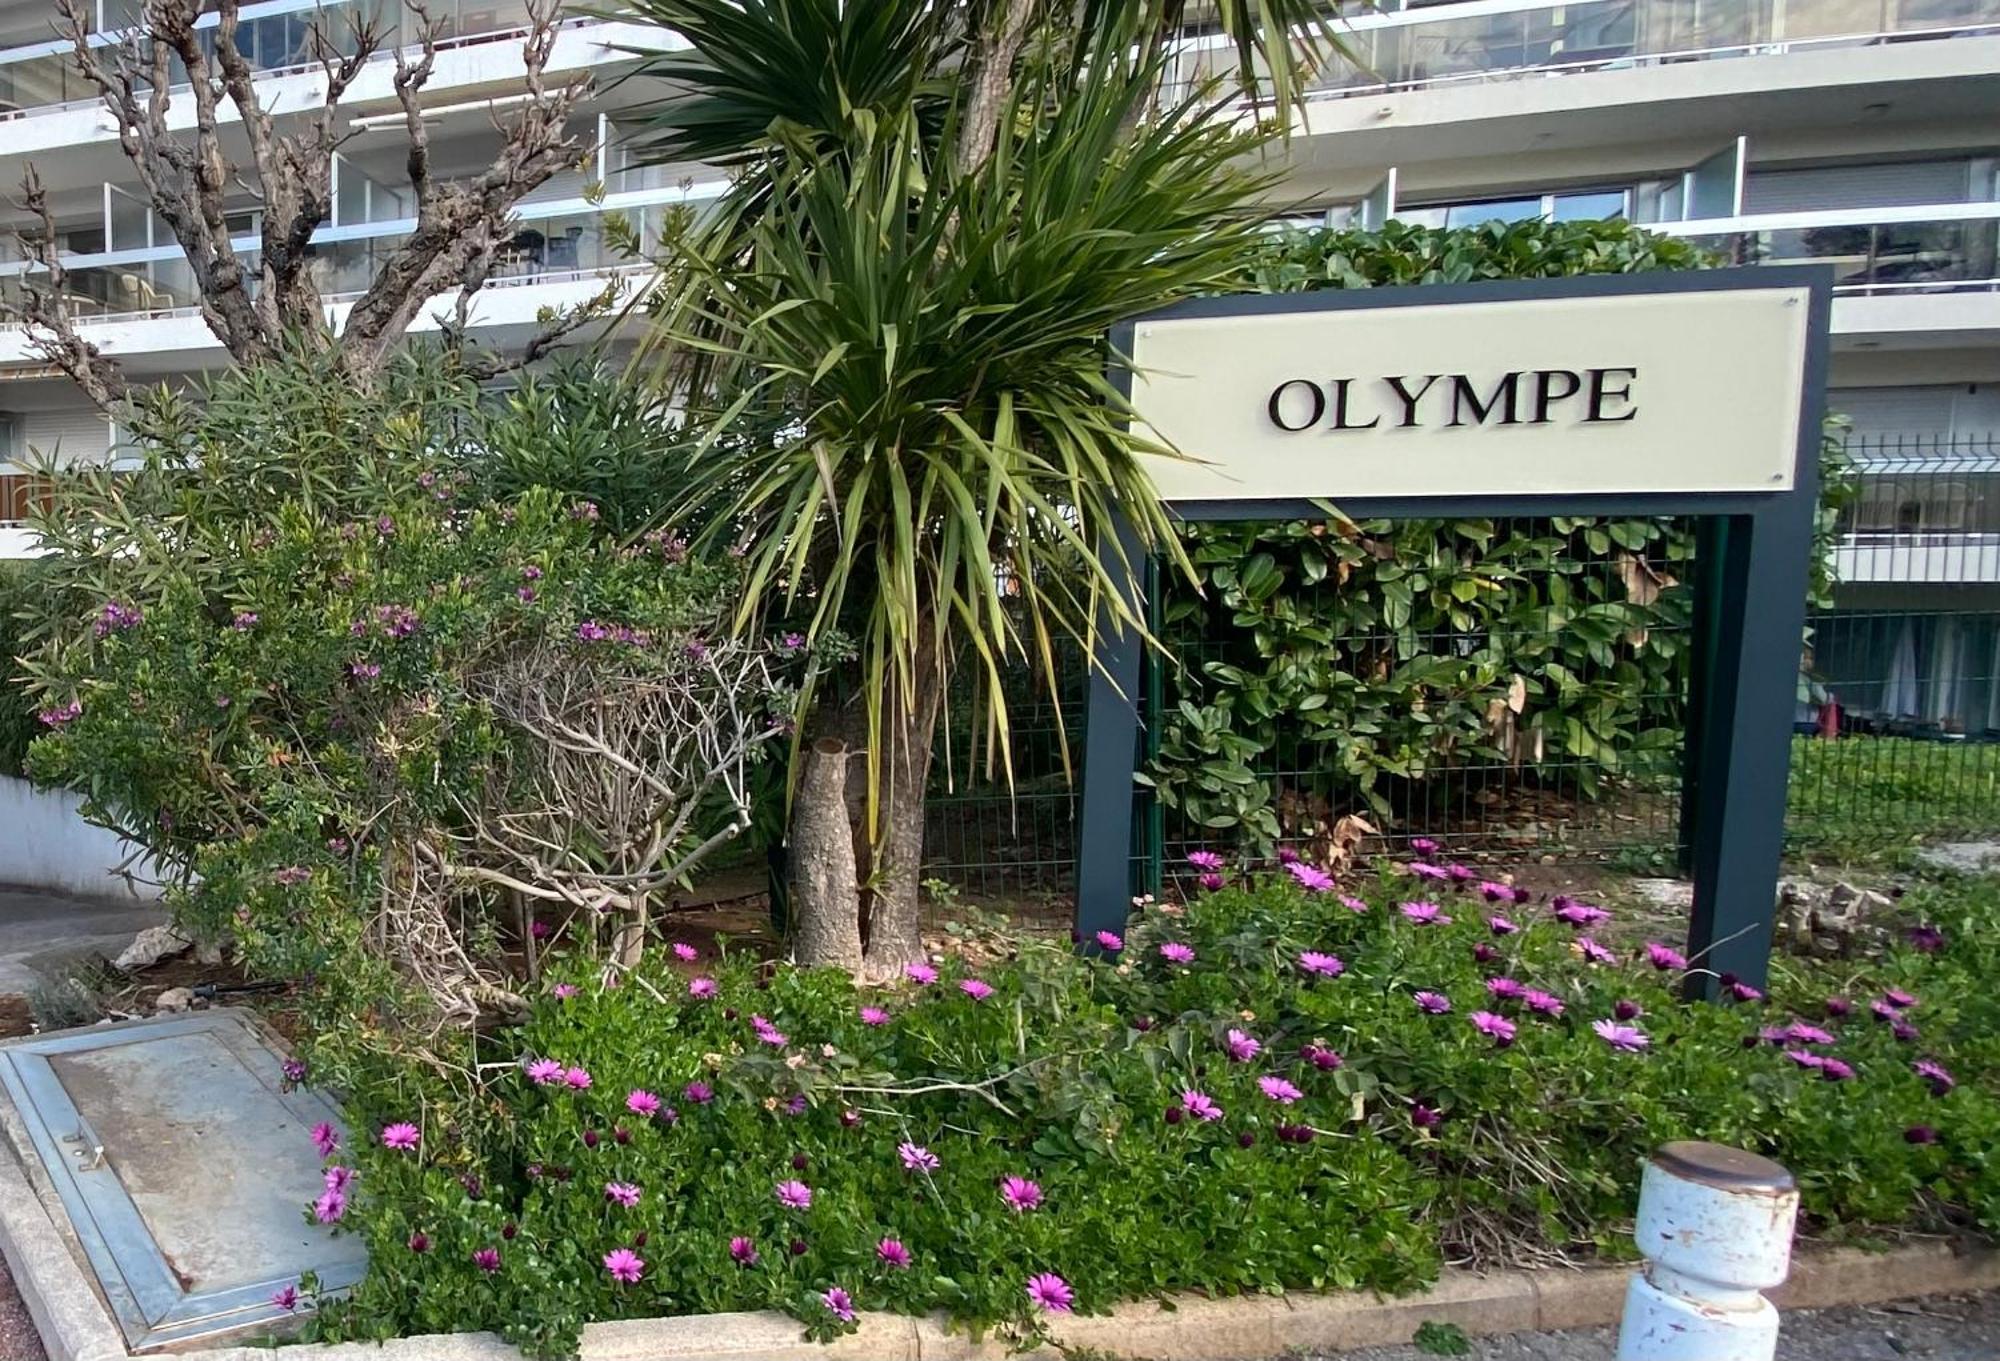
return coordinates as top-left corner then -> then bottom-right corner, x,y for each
6,0 -> 603,409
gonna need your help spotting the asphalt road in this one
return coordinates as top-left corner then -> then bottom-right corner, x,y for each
1311,1292 -> 2000,1360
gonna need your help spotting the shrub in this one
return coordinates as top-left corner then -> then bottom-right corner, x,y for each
302,857 -> 1996,1356
17,348 -> 793,1021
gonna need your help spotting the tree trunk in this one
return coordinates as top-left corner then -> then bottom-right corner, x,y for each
861,660 -> 943,980
614,891 -> 648,969
790,736 -> 864,970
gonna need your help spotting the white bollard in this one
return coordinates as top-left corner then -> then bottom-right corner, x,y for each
1616,1141 -> 1799,1361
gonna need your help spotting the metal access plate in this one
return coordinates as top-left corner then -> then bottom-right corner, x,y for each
0,1009 -> 367,1350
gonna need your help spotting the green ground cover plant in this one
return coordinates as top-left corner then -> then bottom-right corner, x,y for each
296,855 -> 1997,1356
1789,735 -> 2000,859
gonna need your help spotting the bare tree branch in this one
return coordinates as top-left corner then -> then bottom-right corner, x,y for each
4,167 -> 128,412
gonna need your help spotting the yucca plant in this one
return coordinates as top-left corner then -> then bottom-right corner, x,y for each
625,0 -> 1348,974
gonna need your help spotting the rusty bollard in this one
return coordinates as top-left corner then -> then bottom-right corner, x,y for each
1616,1142 -> 1799,1361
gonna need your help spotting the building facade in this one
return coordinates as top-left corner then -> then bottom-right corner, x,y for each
1,0 -> 1997,732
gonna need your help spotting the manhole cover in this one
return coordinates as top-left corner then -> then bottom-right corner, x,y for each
0,1009 -> 366,1349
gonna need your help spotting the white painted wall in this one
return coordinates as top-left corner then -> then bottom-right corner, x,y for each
0,775 -> 165,902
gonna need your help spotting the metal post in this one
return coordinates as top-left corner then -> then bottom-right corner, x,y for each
1073,512 -> 1147,946
1617,1142 -> 1799,1361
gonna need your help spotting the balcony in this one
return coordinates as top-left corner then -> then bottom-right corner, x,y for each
1165,0 -> 2000,103
0,0 -> 591,123
1661,203 -> 2000,297
1831,435 -> 2000,586
0,181 -> 719,342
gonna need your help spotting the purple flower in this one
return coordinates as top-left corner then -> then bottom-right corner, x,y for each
1905,1125 -> 1939,1145
1095,930 -> 1125,952
1470,1011 -> 1517,1047
281,1058 -> 307,1087
1871,999 -> 1897,1022
1820,1058 -> 1856,1082
1197,872 -> 1225,892
1914,1059 -> 1955,1095
1447,863 -> 1476,883
604,1248 -> 644,1284
959,978 -> 995,1001
310,1122 -> 339,1157
473,1248 -> 502,1274
273,865 -> 311,887
783,1093 -> 808,1117
1224,1028 -> 1261,1062
381,1122 -> 420,1152
1411,1102 -> 1443,1130
688,976 -> 718,999
1884,988 -> 1918,1010
1410,837 -> 1440,854
1285,862 -> 1335,892
1340,895 -> 1369,914
683,1081 -> 713,1105
312,1188 -> 347,1223
898,1141 -> 940,1173
1407,862 -> 1448,882
1523,989 -> 1564,1017
1906,924 -> 1946,954
1298,950 -> 1344,978
604,1181 -> 641,1208
324,1165 -> 354,1193
272,1283 -> 300,1312
1301,1044 -> 1342,1070
526,1058 -> 563,1086
750,1014 -> 789,1046
1485,977 -> 1525,1001
1159,941 -> 1196,965
1413,990 -> 1451,1015
1644,942 -> 1688,971
1784,1022 -> 1835,1046
1476,881 -> 1513,902
1000,1176 -> 1044,1212
1400,901 -> 1451,925
1825,996 -> 1852,1017
1186,850 -> 1225,871
1257,1075 -> 1304,1104
347,660 -> 381,680
1180,1089 -> 1222,1122
1472,943 -> 1499,965
234,609 -> 262,630
627,1089 -> 662,1118
1894,1020 -> 1921,1043
905,962 -> 939,985
671,942 -> 699,962
562,1066 -> 592,1090
1576,938 -> 1617,966
774,1179 -> 812,1210
1553,903 -> 1611,929
730,1236 -> 759,1266
876,1238 -> 911,1269
1275,847 -> 1301,865
1026,1273 -> 1074,1314
1729,981 -> 1765,1003
1592,1019 -> 1649,1052
1486,915 -> 1519,936
860,1005 -> 891,1026
1784,1048 -> 1826,1071
1614,999 -> 1643,1022
408,1231 -> 430,1253
553,983 -> 579,1000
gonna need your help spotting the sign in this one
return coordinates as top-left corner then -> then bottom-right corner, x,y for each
1127,286 -> 1813,502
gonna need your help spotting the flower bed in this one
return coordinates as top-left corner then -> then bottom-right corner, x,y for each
298,858 -> 1999,1357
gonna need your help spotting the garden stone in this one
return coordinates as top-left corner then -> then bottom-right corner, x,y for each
153,987 -> 195,1013
1914,841 -> 2000,875
113,925 -> 192,974
1629,879 -> 1693,911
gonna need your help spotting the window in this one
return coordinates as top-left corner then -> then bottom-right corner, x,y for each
1398,188 -> 1628,229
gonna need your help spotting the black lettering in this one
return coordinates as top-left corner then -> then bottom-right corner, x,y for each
1267,378 -> 1325,432
1531,369 -> 1583,424
1585,367 -> 1639,423
1328,377 -> 1381,431
1448,372 -> 1523,427
1383,374 -> 1442,428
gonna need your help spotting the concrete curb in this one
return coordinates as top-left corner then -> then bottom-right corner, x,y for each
2,1123 -> 1995,1361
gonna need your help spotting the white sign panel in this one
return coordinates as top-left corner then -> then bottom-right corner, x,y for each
1128,286 -> 1812,502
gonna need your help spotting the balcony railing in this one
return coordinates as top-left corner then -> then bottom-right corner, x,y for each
1832,434 -> 2000,586
0,0 -> 570,121
0,181 -> 722,329
1654,202 -> 2000,296
1168,0 -> 2000,103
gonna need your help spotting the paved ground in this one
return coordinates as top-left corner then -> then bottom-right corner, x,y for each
1310,1291 -> 2000,1360
0,886 -> 164,996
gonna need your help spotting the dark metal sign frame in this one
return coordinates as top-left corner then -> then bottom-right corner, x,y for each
1073,265 -> 1834,993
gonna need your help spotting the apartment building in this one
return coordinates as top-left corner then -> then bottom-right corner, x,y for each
1,0 -> 1997,731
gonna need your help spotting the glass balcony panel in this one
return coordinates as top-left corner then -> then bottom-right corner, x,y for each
1683,219 -> 1999,290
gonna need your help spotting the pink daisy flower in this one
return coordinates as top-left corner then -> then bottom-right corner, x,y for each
1180,1088 -> 1223,1121
1783,1022 -> 1834,1046
1285,861 -> 1335,892
1407,862 -> 1448,881
1257,1075 -> 1304,1104
1523,989 -> 1564,1017
1410,837 -> 1440,854
688,976 -> 718,999
552,983 -> 579,999
272,1284 -> 299,1312
1487,915 -> 1519,935
562,1066 -> 592,1089
1400,901 -> 1451,925
472,1247 -> 501,1274
1485,977 -> 1525,1001
1095,930 -> 1124,952
1339,895 -> 1369,914
729,1236 -> 758,1265
626,1089 -> 661,1117
898,1141 -> 940,1173
774,1179 -> 812,1210
1470,1011 -> 1517,1046
671,942 -> 698,962
821,1287 -> 855,1322
1914,1059 -> 1955,1095
1186,850 -> 1225,871
1026,1272 -> 1073,1313
1000,1176 -> 1044,1212
1298,950 -> 1344,978
310,1122 -> 340,1157
877,1237 -> 912,1269
905,962 -> 939,985
1644,942 -> 1688,971
604,1181 -> 641,1207
860,1005 -> 891,1026
603,1248 -> 644,1284
1413,990 -> 1451,1015
959,978 -> 995,1001
1592,1019 -> 1649,1052
1159,941 -> 1196,964
380,1122 -> 420,1152
1576,938 -> 1617,965
1224,1028 -> 1261,1062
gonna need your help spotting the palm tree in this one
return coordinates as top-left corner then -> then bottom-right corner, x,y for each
624,0 -> 1347,976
